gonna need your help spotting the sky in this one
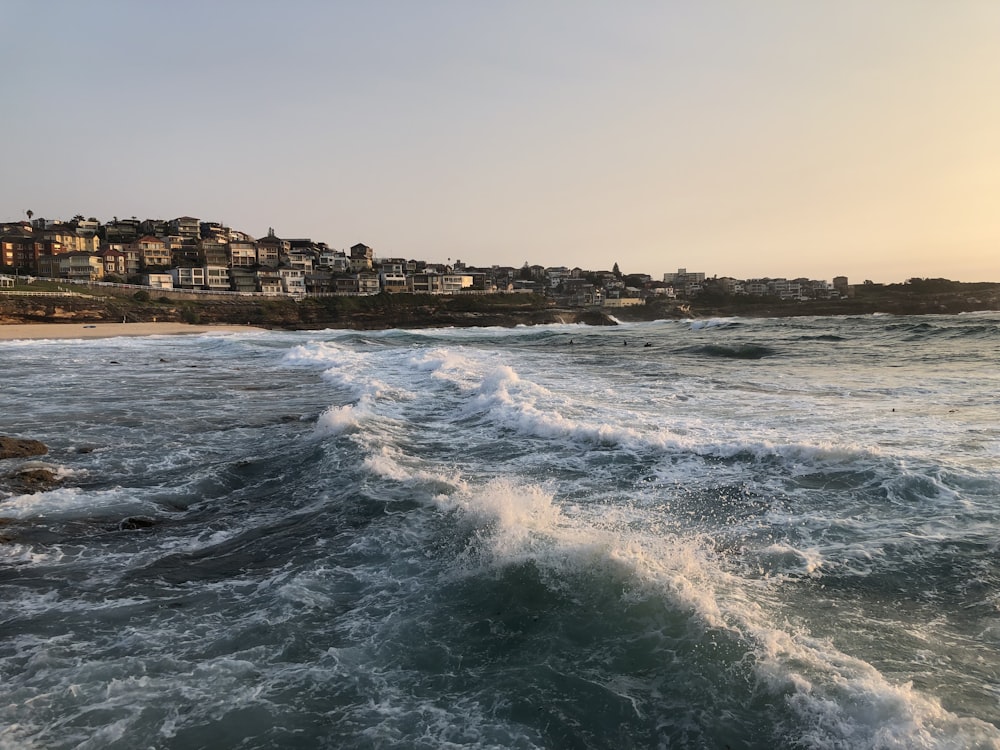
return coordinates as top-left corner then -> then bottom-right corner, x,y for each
2,1 -> 999,283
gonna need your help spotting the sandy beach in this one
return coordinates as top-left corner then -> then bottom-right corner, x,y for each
0,322 -> 266,341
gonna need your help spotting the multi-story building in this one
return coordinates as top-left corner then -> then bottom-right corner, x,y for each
198,237 -> 229,267
134,236 -> 171,268
256,232 -> 287,267
171,267 -> 206,288
200,222 -> 229,241
284,249 -> 315,272
169,216 -> 200,241
278,268 -> 306,296
357,272 -> 380,294
41,227 -> 99,254
255,269 -> 283,295
230,267 -> 258,293
350,243 -> 374,271
441,274 -> 474,294
229,240 -> 258,268
145,273 -> 173,289
98,246 -> 128,277
0,229 -> 45,272
165,235 -> 199,267
104,218 -> 141,243
39,252 -> 104,281
379,270 -> 408,292
139,219 -> 167,237
319,248 -> 350,272
332,273 -> 378,294
204,266 -> 230,291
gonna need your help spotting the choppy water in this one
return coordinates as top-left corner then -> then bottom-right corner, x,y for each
1,312 -> 999,749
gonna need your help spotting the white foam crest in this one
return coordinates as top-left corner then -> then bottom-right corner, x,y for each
406,347 -> 485,389
688,317 -> 741,330
435,477 -> 1000,747
752,625 -> 1000,749
467,364 -> 654,448
0,486 -> 156,521
435,478 -> 729,629
0,542 -> 64,566
315,396 -> 373,436
362,445 -> 466,492
285,341 -> 409,404
754,543 -> 825,576
461,365 -> 888,471
281,340 -> 348,366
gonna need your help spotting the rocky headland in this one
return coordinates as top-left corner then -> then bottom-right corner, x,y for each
2,280 -> 999,331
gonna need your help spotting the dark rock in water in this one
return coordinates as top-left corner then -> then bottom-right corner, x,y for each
119,516 -> 157,531
75,446 -> 96,454
0,436 -> 49,460
573,309 -> 618,326
7,468 -> 61,492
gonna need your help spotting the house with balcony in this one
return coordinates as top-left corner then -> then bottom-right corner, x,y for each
229,240 -> 257,268
199,237 -> 229,267
169,216 -> 200,240
171,267 -> 206,289
334,275 -> 360,294
379,270 -> 408,293
1,231 -> 44,272
41,227 -> 99,254
135,236 -> 171,269
441,274 -> 474,294
104,218 -> 141,243
145,273 -> 173,289
139,219 -> 167,237
350,243 -> 374,271
319,249 -> 350,272
284,249 -> 315,273
256,269 -> 283,295
409,272 -> 440,294
204,266 -> 230,291
278,267 -> 306,296
98,246 -> 127,277
230,267 -> 258,293
164,235 -> 198,266
57,252 -> 104,281
256,231 -> 287,267
200,222 -> 229,241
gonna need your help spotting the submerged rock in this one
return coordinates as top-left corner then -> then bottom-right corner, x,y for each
119,516 -> 158,531
5,468 -> 61,493
0,436 -> 48,460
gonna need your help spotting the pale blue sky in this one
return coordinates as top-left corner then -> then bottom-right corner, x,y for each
3,1 -> 999,281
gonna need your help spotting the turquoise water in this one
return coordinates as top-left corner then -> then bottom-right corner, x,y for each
1,313 -> 999,749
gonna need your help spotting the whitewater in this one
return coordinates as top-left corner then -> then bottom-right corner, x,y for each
1,312 -> 999,749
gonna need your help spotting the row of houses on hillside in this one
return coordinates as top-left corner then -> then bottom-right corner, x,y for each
2,215 -> 849,302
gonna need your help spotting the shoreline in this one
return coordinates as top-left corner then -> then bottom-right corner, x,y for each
0,322 -> 266,341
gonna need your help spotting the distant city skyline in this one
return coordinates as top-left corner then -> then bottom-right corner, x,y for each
2,1 -> 998,283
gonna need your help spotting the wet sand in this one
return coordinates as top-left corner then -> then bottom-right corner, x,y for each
0,322 -> 266,340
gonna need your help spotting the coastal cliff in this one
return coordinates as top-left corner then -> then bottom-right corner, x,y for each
0,293 -> 619,330
3,281 -> 999,330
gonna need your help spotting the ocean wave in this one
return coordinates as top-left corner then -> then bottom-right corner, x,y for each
679,343 -> 777,359
430,475 -> 1000,748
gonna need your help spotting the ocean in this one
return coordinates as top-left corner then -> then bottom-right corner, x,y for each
1,312 -> 999,749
